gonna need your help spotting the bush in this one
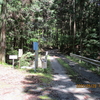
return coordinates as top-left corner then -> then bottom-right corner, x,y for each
19,52 -> 35,67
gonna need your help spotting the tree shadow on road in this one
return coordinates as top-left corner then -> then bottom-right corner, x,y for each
21,51 -> 100,100
21,74 -> 91,100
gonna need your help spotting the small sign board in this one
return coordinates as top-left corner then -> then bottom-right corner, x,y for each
18,49 -> 23,57
46,51 -> 48,55
33,42 -> 38,50
9,55 -> 18,59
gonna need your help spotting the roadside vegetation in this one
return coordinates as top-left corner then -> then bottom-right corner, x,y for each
1,58 -> 52,85
57,58 -> 85,84
0,59 -> 53,100
0,62 -> 12,67
23,59 -> 53,100
66,56 -> 100,75
25,59 -> 53,84
39,95 -> 52,100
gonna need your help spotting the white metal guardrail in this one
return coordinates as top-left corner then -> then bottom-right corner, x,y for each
70,53 -> 100,67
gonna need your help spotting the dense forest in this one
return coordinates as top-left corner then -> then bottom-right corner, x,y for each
0,0 -> 100,63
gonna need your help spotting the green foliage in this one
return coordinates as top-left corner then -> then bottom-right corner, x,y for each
39,95 -> 52,100
7,49 -> 18,55
26,59 -> 52,84
57,58 -> 81,83
30,38 -> 38,42
57,58 -> 78,77
1,0 -> 100,63
0,61 -> 11,67
66,55 -> 100,75
19,52 -> 34,67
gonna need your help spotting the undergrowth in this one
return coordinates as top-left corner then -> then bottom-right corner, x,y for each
26,60 -> 52,84
66,56 -> 100,75
57,58 -> 83,83
0,62 -> 12,67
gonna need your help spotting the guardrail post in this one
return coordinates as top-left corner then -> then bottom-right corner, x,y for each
79,59 -> 82,63
70,53 -> 100,73
86,62 -> 88,66
97,66 -> 99,72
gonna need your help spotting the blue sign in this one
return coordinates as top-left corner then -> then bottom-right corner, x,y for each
33,42 -> 38,50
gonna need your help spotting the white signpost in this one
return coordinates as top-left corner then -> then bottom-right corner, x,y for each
18,49 -> 23,68
9,55 -> 18,68
41,51 -> 48,69
18,49 -> 23,57
9,55 -> 17,59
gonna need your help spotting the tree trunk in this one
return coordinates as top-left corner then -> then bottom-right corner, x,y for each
70,15 -> 72,35
73,0 -> 76,53
0,0 -> 7,63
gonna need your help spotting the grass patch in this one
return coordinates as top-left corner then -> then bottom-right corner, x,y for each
39,60 -> 52,84
0,62 -> 12,67
39,95 -> 52,100
57,58 -> 82,83
66,55 -> 100,75
26,60 -> 53,84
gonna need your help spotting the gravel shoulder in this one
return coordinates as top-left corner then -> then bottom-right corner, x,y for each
0,65 -> 24,100
0,65 -> 39,100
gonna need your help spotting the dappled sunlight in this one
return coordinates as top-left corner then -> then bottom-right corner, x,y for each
1,55 -> 99,100
47,54 -> 100,99
48,56 -> 60,61
48,56 -> 55,61
68,87 -> 90,93
0,0 -> 100,99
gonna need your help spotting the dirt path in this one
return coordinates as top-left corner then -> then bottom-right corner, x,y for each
47,49 -> 100,100
0,65 -> 39,100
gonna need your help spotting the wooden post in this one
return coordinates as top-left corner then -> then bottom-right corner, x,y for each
12,59 -> 14,68
97,66 -> 99,72
19,57 -> 21,68
35,50 -> 38,71
45,51 -> 48,68
9,55 -> 17,68
18,49 -> 23,68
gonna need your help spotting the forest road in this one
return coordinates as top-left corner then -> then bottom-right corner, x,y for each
48,49 -> 100,100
